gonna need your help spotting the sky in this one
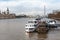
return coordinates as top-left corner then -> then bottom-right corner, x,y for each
0,0 -> 60,15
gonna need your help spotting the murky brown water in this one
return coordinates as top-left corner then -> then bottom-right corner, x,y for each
0,18 -> 60,40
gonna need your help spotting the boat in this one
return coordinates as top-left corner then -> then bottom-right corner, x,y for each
25,20 -> 38,32
46,19 -> 57,28
25,23 -> 37,32
36,21 -> 49,33
40,18 -> 57,28
47,20 -> 56,25
40,18 -> 56,25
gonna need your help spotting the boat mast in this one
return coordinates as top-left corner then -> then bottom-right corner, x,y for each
43,0 -> 46,17
44,5 -> 46,16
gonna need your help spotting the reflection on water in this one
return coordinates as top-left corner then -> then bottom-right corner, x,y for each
25,33 -> 37,40
37,33 -> 47,40
25,33 -> 35,38
25,33 -> 48,40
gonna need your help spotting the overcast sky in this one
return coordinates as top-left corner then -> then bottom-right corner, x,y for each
0,0 -> 60,15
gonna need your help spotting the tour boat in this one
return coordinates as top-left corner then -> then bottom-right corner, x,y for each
25,23 -> 37,32
25,20 -> 38,32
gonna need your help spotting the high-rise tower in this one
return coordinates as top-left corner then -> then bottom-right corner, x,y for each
7,8 -> 9,14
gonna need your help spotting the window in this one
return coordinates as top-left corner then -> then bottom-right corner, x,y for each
35,21 -> 37,23
34,25 -> 37,27
26,28 -> 28,30
29,28 -> 33,30
26,25 -> 27,26
28,21 -> 33,23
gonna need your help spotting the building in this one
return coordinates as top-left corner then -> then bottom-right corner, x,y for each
0,8 -> 16,19
48,10 -> 60,20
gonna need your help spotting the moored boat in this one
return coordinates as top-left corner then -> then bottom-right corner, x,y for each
25,19 -> 38,32
25,23 -> 37,32
46,20 -> 57,28
36,21 -> 49,33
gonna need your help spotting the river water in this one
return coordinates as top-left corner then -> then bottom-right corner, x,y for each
0,18 -> 60,40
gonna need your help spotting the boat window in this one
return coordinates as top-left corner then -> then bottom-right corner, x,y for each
30,25 -> 31,27
34,25 -> 37,27
48,20 -> 56,22
26,25 -> 27,26
36,18 -> 41,20
28,21 -> 34,23
29,28 -> 33,30
26,28 -> 28,29
30,25 -> 34,27
35,21 -> 37,23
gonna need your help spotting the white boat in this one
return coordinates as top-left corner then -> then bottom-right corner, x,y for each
40,18 -> 56,25
25,23 -> 37,32
47,20 -> 56,25
40,18 -> 57,28
25,20 -> 38,32
46,19 -> 57,28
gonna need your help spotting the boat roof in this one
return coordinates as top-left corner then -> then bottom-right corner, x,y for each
26,23 -> 35,25
28,19 -> 37,22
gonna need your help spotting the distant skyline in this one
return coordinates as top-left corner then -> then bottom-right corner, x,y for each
0,0 -> 60,15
